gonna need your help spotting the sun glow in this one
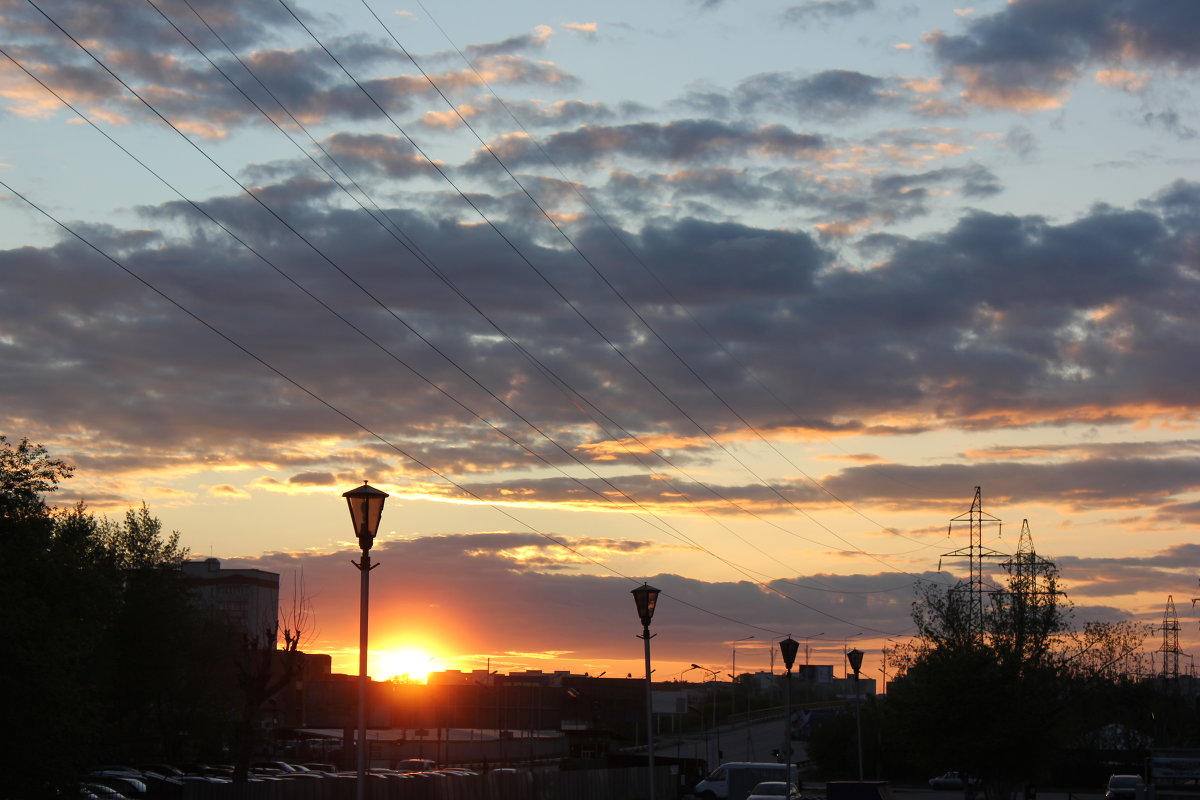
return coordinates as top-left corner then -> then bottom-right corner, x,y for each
375,646 -> 440,683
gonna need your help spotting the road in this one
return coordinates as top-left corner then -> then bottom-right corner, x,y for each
652,712 -> 798,766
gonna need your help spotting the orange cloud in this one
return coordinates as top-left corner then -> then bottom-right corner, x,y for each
903,78 -> 944,94
814,218 -> 875,239
951,66 -> 1069,110
420,105 -> 479,130
1094,68 -> 1150,92
576,433 -> 709,460
209,484 -> 250,499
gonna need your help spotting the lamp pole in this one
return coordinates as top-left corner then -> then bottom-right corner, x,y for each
344,482 -> 388,800
690,664 -> 719,764
729,636 -> 754,721
846,648 -> 865,781
778,638 -> 799,771
632,583 -> 661,800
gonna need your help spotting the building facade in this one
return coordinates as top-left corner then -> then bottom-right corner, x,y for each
182,557 -> 280,645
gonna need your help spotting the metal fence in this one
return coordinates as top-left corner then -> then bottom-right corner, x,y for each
178,767 -> 675,800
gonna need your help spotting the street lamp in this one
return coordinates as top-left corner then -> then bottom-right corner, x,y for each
344,482 -> 388,800
632,583 -> 660,800
846,647 -> 865,781
730,635 -> 754,755
778,637 -> 799,770
690,664 -> 721,765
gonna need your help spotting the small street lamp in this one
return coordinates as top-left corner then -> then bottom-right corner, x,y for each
632,583 -> 660,800
778,637 -> 799,770
344,482 -> 388,800
846,647 -> 865,781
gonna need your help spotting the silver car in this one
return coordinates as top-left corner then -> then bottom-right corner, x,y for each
747,781 -> 801,800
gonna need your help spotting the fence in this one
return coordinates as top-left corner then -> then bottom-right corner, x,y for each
178,767 -> 676,800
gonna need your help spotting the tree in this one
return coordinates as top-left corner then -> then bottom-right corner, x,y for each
0,437 -> 228,794
0,435 -> 74,519
885,557 -> 1149,798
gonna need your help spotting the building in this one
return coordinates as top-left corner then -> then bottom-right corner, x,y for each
182,557 -> 279,645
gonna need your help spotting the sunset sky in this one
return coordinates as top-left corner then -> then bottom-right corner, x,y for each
4,0 -> 1200,682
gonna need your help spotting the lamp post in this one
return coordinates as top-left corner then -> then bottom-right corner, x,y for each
632,583 -> 660,800
778,638 -> 799,770
729,636 -> 754,719
730,635 -> 754,756
344,482 -> 388,800
690,663 -> 720,764
846,647 -> 864,781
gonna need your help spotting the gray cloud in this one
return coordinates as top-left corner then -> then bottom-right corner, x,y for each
1,0 -> 574,138
215,530 -> 1178,669
781,0 -> 878,28
5,178 -> 1200,494
736,69 -> 897,120
223,534 -> 929,664
469,120 -> 829,171
929,0 -> 1200,109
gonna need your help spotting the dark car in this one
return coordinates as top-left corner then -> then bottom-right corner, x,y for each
930,771 -> 982,790
1106,775 -> 1143,800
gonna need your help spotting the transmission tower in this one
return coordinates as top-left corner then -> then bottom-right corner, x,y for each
1156,595 -> 1182,680
940,486 -> 1008,643
1001,519 -> 1059,588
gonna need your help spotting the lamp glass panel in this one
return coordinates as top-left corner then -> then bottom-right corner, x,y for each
779,637 -> 799,670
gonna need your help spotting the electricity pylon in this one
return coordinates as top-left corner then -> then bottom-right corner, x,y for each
939,486 -> 1007,643
1157,595 -> 1182,680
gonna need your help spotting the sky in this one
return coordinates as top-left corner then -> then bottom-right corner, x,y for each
3,0 -> 1200,682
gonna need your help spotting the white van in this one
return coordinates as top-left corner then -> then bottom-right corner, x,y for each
695,762 -> 799,800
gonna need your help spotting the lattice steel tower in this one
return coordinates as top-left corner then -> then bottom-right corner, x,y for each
1002,519 -> 1059,584
940,486 -> 1007,643
1157,595 -> 1182,680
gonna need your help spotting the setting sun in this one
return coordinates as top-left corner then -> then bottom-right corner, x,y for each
374,646 -> 440,683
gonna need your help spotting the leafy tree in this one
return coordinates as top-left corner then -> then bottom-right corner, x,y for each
99,503 -> 188,569
884,555 -> 1149,799
0,435 -> 74,520
0,437 -> 234,793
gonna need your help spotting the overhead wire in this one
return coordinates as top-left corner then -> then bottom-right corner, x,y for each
277,0 -> 946,579
411,0 -> 945,512
129,0 -> 921,597
9,0 -> 944,635
145,0 -> 937,585
1,172 -> 880,637
417,0 -> 940,510
351,0 -> 952,574
4,2 -> 915,636
8,2 -> 868,614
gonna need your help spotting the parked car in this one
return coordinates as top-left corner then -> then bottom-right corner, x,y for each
1106,775 -> 1144,800
746,781 -> 801,800
930,771 -> 979,790
81,783 -> 129,800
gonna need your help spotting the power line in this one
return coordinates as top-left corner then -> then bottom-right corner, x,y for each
276,0 -> 945,579
9,0 -> 939,637
3,172 -> 873,638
